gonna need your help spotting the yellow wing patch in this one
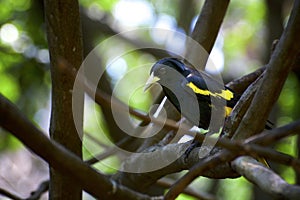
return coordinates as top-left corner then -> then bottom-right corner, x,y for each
186,82 -> 234,101
225,107 -> 232,116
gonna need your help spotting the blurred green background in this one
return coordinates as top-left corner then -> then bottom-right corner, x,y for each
0,0 -> 299,199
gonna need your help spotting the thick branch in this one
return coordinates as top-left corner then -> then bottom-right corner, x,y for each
112,120 -> 300,193
224,75 -> 263,138
186,0 -> 229,69
234,0 -> 300,139
232,156 -> 300,199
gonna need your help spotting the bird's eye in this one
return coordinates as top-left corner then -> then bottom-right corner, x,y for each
159,67 -> 166,75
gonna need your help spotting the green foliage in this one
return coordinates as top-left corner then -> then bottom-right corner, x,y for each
0,0 -> 49,151
223,0 -> 266,75
0,71 -> 20,102
278,74 -> 300,124
79,0 -> 118,11
275,74 -> 300,184
0,132 -> 22,151
218,178 -> 252,200
176,193 -> 197,200
0,0 -> 31,21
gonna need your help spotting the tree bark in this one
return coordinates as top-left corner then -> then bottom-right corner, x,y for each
44,0 -> 84,199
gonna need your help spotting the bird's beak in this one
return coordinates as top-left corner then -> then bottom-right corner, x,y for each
144,72 -> 160,92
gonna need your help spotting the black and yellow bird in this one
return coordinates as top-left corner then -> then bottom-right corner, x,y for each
145,57 -> 271,165
145,57 -> 240,132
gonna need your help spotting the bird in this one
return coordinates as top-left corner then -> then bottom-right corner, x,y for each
144,57 -> 240,131
144,57 -> 271,164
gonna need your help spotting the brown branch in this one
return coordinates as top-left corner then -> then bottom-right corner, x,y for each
232,156 -> 300,199
177,0 -> 197,33
224,75 -> 263,138
246,120 -> 300,146
234,0 -> 300,140
0,94 -> 152,200
185,0 -> 230,69
226,67 -> 266,94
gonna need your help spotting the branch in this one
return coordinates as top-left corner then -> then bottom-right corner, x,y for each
112,120 -> 300,194
246,120 -> 300,146
232,156 -> 300,199
164,150 -> 237,200
177,0 -> 197,33
157,178 -> 215,200
234,0 -> 300,139
26,180 -> 49,200
185,0 -> 230,69
226,66 -> 266,94
85,136 -> 131,165
0,94 -> 152,200
224,75 -> 263,138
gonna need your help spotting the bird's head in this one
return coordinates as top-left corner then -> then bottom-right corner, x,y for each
144,57 -> 188,91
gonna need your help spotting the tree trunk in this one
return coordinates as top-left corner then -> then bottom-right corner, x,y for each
44,0 -> 84,199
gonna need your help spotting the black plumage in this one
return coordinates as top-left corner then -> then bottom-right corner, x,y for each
149,57 -> 240,130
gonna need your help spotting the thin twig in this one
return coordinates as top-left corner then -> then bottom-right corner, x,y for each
246,120 -> 300,146
84,131 -> 110,149
85,136 -> 131,165
26,180 -> 49,200
157,178 -> 215,200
